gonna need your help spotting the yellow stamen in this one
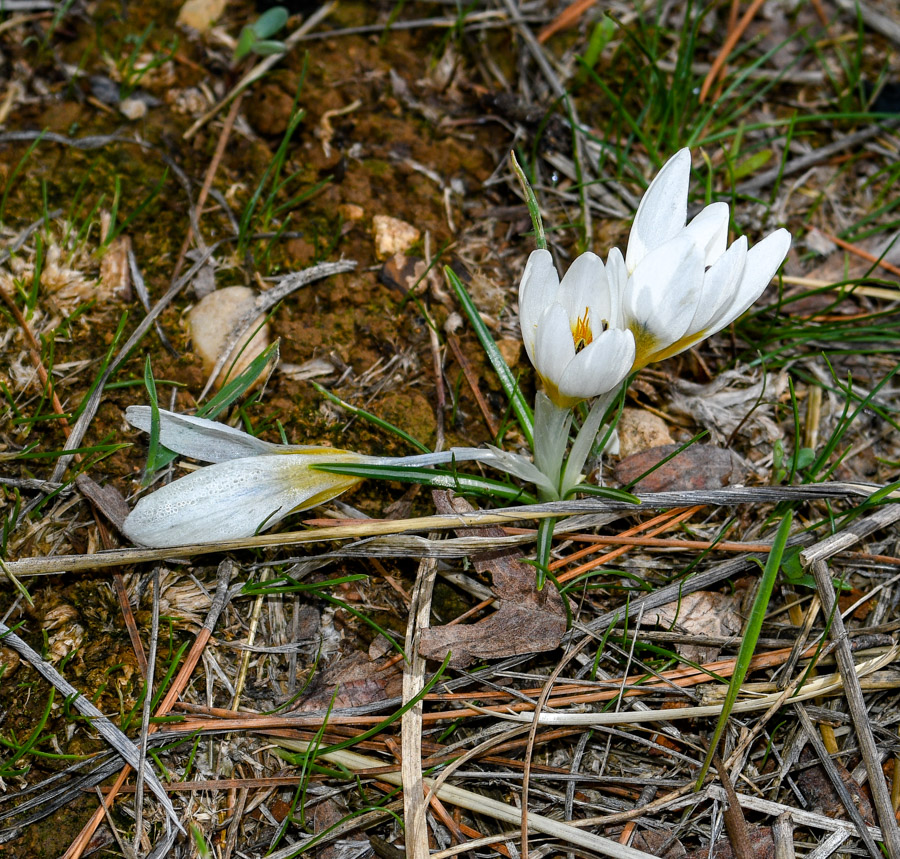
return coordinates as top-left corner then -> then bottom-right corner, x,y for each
571,309 -> 593,353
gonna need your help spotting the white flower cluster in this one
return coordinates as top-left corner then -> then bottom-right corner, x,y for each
518,148 -> 791,408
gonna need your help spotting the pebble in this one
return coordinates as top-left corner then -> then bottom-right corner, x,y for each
188,286 -> 270,390
177,0 -> 227,30
372,215 -> 420,260
616,408 -> 674,458
119,97 -> 147,120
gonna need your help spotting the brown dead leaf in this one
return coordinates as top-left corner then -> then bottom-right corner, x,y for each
650,591 -> 743,664
76,473 -> 130,531
418,493 -> 567,668
98,235 -> 131,300
796,746 -> 876,826
311,793 -> 350,859
298,649 -> 403,711
379,253 -> 429,296
614,443 -> 747,492
632,828 -> 686,858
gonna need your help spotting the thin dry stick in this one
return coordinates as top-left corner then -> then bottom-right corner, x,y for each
773,812 -> 795,859
705,0 -> 742,104
553,506 -> 704,581
698,0 -> 768,103
713,751 -> 753,859
521,634 -> 595,859
169,92 -> 243,285
549,506 -> 697,570
132,567 -> 160,852
811,226 -> 900,279
402,543 -> 442,859
231,567 -> 269,710
805,828 -> 851,859
810,558 -> 900,858
447,334 -> 499,438
537,0 -> 596,43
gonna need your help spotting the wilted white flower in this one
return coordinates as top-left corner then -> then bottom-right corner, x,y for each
122,408 -> 494,548
518,250 -> 636,409
614,148 -> 792,368
122,408 -> 369,547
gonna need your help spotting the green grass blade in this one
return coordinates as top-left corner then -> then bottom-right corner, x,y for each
510,151 -> 546,249
312,461 -> 537,504
695,511 -> 793,788
570,484 -> 640,504
444,266 -> 534,447
142,356 -> 162,485
533,516 -> 556,591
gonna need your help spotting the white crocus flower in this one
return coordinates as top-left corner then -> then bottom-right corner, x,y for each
615,148 -> 792,368
518,249 -> 636,410
122,407 -> 495,548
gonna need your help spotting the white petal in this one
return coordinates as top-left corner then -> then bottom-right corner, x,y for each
703,228 -> 791,333
685,236 -> 748,336
122,453 -> 360,547
683,202 -> 730,266
533,302 -> 575,388
604,246 -> 627,328
625,148 -> 691,273
624,235 -> 706,346
518,249 -> 559,364
556,328 -> 635,401
126,406 -> 277,462
556,252 -> 611,324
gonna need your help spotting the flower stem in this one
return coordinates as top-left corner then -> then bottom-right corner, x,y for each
560,387 -> 621,497
532,392 -> 572,500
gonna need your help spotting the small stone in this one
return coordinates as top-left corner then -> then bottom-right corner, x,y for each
496,338 -> 522,368
177,0 -> 227,31
617,408 -> 674,458
119,97 -> 147,120
188,286 -> 270,390
373,215 -> 420,260
339,203 -> 365,221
